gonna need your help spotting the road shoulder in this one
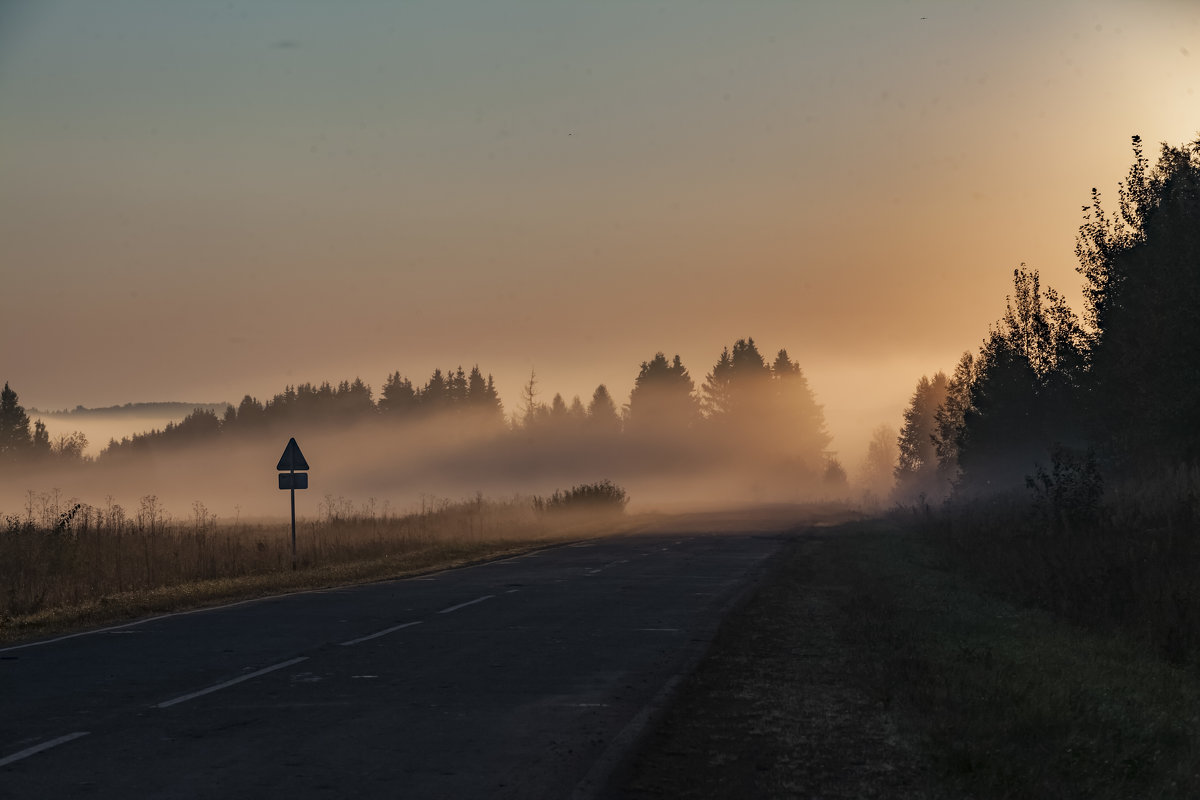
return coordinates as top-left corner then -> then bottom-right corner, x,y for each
612,519 -> 1200,799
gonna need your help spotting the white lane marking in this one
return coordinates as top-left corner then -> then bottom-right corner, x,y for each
0,732 -> 90,768
156,657 -> 309,709
0,588 -> 322,654
636,628 -> 681,632
586,559 -> 629,575
505,589 -> 520,594
438,595 -> 494,614
339,620 -> 423,646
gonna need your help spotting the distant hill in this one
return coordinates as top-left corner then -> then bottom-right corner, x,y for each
28,402 -> 230,418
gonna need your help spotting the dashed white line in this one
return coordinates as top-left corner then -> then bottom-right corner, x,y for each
0,732 -> 90,767
339,620 -> 423,646
156,657 -> 309,709
439,595 -> 495,614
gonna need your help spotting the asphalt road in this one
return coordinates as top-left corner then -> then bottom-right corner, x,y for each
1,529 -> 787,799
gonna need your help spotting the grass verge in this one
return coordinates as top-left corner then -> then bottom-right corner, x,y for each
616,519 -> 1200,799
1,491 -> 648,646
0,537 -> 563,647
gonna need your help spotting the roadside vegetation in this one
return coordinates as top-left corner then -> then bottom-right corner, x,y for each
0,485 -> 634,645
621,521 -> 1200,799
629,134 -> 1200,796
876,135 -> 1200,664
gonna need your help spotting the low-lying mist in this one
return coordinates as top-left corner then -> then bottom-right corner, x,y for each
2,411 -> 852,525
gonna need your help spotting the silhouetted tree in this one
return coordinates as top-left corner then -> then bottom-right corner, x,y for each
448,367 -> 469,407
422,369 -> 449,414
958,267 -> 1086,489
568,395 -> 587,423
701,338 -> 770,419
822,457 -> 848,488
932,352 -> 975,486
51,431 -> 89,461
549,393 -> 568,420
1077,134 -> 1200,466
466,366 -> 504,423
895,372 -> 948,501
626,353 -> 700,433
380,372 -> 418,416
861,423 -> 898,499
587,384 -> 621,433
0,383 -> 32,460
335,378 -> 374,418
769,348 -> 831,463
702,341 -> 829,473
31,419 -> 51,459
482,374 -> 504,422
518,369 -> 544,428
235,394 -> 267,427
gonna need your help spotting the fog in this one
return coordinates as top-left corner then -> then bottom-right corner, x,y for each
27,404 -> 228,459
2,404 -> 858,526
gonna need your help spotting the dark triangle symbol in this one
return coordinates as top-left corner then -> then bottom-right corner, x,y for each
277,437 -> 309,471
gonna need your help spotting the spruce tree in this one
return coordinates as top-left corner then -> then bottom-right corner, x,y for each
0,382 -> 33,459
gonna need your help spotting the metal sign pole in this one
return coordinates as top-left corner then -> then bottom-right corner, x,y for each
277,437 -> 308,572
290,465 -> 297,570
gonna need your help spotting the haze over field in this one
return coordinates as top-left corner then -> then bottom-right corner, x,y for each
2,1 -> 1197,489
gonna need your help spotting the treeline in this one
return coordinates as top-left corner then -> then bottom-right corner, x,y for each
2,340 -> 841,490
890,134 -> 1200,503
0,383 -> 89,464
894,134 -> 1200,667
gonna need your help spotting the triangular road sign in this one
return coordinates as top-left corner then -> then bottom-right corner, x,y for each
276,437 -> 309,471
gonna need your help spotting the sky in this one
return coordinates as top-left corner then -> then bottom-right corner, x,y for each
1,0 -> 1197,465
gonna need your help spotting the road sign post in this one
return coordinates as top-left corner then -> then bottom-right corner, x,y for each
277,437 -> 309,570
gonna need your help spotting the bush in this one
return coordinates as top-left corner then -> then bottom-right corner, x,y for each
535,480 -> 628,515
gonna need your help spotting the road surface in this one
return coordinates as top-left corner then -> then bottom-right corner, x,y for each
1,529 -> 787,798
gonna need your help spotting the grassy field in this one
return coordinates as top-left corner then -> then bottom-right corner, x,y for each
618,519 -> 1200,799
0,490 -> 630,645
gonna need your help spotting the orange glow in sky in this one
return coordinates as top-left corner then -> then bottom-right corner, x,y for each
1,1 -> 1197,465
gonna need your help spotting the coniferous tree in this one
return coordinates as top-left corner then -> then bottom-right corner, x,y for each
0,382 -> 33,459
957,267 -> 1086,489
626,353 -> 699,433
422,369 -> 449,414
587,384 -> 621,432
380,372 -> 418,417
463,366 -> 505,424
466,366 -> 487,405
568,395 -> 587,424
895,373 -> 948,500
31,419 -> 51,459
549,393 -> 568,420
482,374 -> 504,421
448,367 -> 469,407
769,348 -> 831,463
932,352 -> 975,486
701,338 -> 770,419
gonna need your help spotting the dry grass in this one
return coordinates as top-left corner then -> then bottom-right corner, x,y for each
0,490 -> 628,645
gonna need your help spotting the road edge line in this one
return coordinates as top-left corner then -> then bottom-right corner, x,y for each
568,532 -> 796,800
